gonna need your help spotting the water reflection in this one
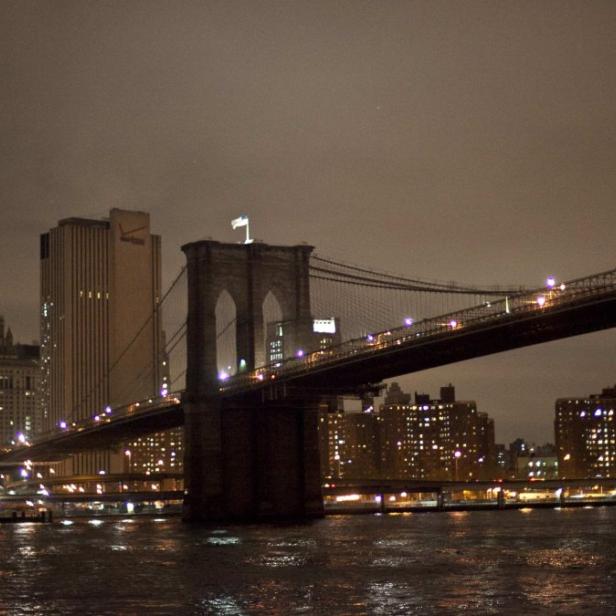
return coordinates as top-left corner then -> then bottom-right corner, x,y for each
0,508 -> 615,614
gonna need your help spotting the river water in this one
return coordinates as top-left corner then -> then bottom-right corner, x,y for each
1,507 -> 616,615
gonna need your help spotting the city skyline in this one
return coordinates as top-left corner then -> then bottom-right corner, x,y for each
1,1 -> 615,445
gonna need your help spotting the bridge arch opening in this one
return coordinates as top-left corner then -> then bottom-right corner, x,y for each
262,290 -> 283,365
215,289 -> 237,378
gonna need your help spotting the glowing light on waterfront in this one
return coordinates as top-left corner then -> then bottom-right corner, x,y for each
536,296 -> 546,307
335,494 -> 361,502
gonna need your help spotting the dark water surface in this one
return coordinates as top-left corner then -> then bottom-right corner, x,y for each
1,507 -> 616,615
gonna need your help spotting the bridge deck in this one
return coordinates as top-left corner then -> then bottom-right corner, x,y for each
1,267 -> 615,464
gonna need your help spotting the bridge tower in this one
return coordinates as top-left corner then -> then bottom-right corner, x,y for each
181,240 -> 323,522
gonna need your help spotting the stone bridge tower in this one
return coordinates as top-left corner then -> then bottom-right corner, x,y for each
181,240 -> 323,522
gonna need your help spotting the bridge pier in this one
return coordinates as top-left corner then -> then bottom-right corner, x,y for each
182,394 -> 323,523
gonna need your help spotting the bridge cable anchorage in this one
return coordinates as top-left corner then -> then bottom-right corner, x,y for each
63,265 -> 187,424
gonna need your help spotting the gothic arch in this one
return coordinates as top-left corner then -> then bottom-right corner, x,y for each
215,289 -> 237,377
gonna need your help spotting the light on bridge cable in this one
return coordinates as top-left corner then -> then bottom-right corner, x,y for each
404,317 -> 414,327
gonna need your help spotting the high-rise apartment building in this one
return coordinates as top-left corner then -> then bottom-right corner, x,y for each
40,209 -> 177,475
555,385 -> 616,478
319,409 -> 380,480
0,318 -> 39,447
379,383 -> 496,481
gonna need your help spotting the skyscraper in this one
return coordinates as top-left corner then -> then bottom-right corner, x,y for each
40,209 -> 169,475
555,385 -> 616,478
265,317 -> 341,365
0,317 -> 39,447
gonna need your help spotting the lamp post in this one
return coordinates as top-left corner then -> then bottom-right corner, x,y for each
454,450 -> 462,482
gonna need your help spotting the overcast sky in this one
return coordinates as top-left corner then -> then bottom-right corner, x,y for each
1,1 -> 615,444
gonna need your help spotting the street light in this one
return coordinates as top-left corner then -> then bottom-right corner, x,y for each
454,450 -> 462,481
124,449 -> 132,473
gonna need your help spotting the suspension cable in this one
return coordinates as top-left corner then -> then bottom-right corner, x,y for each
311,254 -> 525,295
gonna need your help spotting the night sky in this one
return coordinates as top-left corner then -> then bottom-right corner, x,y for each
1,1 -> 615,444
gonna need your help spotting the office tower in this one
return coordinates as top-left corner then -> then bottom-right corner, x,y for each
40,209 -> 172,475
555,385 -> 616,478
0,317 -> 39,446
266,317 -> 341,365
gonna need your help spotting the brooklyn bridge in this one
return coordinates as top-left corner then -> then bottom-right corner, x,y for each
2,239 -> 615,522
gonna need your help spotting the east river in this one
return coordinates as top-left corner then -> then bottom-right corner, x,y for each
1,507 -> 616,615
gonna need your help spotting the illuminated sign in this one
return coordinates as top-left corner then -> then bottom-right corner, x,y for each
313,318 -> 336,334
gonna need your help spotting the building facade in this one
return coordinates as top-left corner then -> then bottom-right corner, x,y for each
379,383 -> 496,481
0,318 -> 39,447
555,385 -> 616,478
266,317 -> 341,365
40,209 -> 177,476
319,409 -> 380,480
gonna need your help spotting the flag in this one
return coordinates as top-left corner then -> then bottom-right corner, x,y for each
231,215 -> 249,230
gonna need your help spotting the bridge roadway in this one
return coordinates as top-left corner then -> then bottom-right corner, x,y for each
1,267 -> 615,465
